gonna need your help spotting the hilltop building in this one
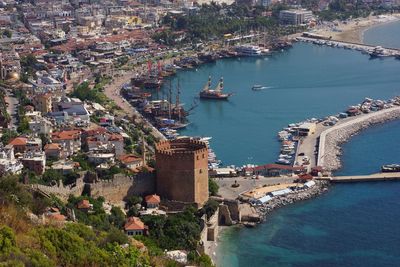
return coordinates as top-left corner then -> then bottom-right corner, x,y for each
155,138 -> 209,207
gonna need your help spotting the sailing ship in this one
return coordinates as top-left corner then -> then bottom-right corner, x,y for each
199,76 -> 232,100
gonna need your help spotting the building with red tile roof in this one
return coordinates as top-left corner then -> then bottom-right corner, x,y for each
124,217 -> 148,236
84,127 -> 124,156
44,143 -> 64,159
118,154 -> 143,171
76,199 -> 92,211
51,130 -> 81,157
145,194 -> 160,209
8,137 -> 28,154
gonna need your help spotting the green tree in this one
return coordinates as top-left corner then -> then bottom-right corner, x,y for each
103,227 -> 128,245
109,206 -> 126,229
198,199 -> 219,219
209,178 -> 219,196
2,29 -> 12,38
42,169 -> 64,185
17,116 -> 30,134
126,195 -> 142,209
0,129 -> 17,145
0,226 -> 16,255
0,175 -> 33,208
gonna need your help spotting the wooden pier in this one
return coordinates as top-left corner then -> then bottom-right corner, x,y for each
317,172 -> 400,183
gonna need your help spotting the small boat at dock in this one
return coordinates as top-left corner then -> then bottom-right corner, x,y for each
369,46 -> 385,58
381,164 -> 400,173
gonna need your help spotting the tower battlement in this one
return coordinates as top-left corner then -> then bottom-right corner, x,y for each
156,138 -> 208,157
155,138 -> 209,206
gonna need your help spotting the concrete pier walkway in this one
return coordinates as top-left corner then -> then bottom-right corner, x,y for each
297,36 -> 400,57
318,172 -> 400,182
317,106 -> 400,168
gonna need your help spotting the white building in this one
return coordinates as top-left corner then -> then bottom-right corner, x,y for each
0,145 -> 24,175
279,9 -> 313,25
29,117 -> 53,134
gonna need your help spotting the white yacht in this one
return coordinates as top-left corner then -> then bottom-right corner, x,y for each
235,45 -> 262,56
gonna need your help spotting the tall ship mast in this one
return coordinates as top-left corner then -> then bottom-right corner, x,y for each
199,76 -> 232,100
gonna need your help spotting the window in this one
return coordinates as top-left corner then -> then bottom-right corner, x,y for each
197,155 -> 199,160
202,154 -> 205,159
199,169 -> 202,174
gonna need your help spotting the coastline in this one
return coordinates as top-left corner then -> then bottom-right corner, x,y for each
318,105 -> 400,171
312,14 -> 400,43
212,100 -> 400,265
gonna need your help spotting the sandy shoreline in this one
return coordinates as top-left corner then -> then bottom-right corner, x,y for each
312,14 -> 400,43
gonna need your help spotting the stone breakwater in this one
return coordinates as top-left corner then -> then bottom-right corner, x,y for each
254,181 -> 330,221
319,106 -> 400,171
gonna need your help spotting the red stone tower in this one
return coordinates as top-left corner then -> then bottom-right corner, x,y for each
155,138 -> 209,207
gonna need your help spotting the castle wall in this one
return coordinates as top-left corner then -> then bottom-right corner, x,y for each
90,173 -> 156,204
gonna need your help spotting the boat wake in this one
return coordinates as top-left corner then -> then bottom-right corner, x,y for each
253,86 -> 273,91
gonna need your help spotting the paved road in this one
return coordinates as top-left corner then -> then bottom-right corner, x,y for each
295,123 -> 329,171
215,176 -> 296,200
103,68 -> 167,141
4,91 -> 18,129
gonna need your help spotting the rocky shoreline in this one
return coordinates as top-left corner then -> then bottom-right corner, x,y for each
251,180 -> 330,223
322,107 -> 400,171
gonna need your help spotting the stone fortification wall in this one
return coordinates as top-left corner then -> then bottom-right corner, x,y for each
31,173 -> 156,204
90,173 -> 156,203
30,178 -> 85,201
218,199 -> 241,226
318,106 -> 400,171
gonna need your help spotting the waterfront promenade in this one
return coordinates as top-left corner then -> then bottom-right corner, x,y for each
318,172 -> 400,182
103,68 -> 166,141
216,176 -> 296,200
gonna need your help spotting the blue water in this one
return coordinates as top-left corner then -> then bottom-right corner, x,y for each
336,119 -> 400,176
212,24 -> 400,267
218,120 -> 400,267
160,23 -> 400,266
164,43 -> 400,166
218,182 -> 400,267
363,20 -> 400,48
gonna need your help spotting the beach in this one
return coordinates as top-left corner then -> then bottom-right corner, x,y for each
312,14 -> 400,43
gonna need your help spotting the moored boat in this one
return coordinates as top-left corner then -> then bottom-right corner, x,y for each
381,164 -> 400,173
235,45 -> 262,56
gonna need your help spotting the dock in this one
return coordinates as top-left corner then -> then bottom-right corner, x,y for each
318,172 -> 400,182
296,36 -> 400,57
317,106 -> 400,169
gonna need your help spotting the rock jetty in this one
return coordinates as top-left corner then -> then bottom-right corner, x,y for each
320,106 -> 400,171
254,180 -> 330,221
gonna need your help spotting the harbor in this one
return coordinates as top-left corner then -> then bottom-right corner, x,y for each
212,95 -> 400,235
104,30 -> 400,266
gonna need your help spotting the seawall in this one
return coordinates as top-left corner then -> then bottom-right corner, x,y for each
318,106 -> 400,171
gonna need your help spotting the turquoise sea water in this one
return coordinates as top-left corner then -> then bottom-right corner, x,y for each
161,22 -> 400,267
165,43 -> 400,166
218,119 -> 400,267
